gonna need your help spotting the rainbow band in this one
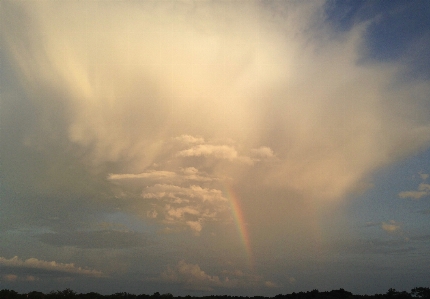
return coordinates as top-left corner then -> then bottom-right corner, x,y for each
225,185 -> 254,269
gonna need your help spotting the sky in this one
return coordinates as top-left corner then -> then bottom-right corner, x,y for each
1,0 -> 430,296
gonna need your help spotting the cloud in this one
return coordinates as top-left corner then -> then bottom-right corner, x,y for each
0,256 -> 103,277
250,147 -> 275,159
167,206 -> 200,219
3,274 -> 18,282
288,277 -> 297,285
109,167 -> 216,184
177,144 -> 253,165
410,234 -> 430,241
364,221 -> 381,228
175,135 -> 205,145
1,1 -> 430,293
26,275 -> 38,282
419,173 -> 429,180
1,274 -> 38,282
160,260 -> 222,291
106,136 -> 250,234
38,230 -> 145,249
108,171 -> 176,181
143,184 -> 227,203
381,220 -> 401,233
264,281 -> 278,288
364,221 -> 404,235
399,183 -> 430,199
186,221 -> 203,233
181,167 -> 216,182
159,261 -> 270,291
332,238 -> 414,255
2,0 -> 430,207
141,184 -> 228,233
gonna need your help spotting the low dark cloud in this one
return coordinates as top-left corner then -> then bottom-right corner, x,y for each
38,230 -> 145,249
409,234 -> 430,242
331,238 -> 415,255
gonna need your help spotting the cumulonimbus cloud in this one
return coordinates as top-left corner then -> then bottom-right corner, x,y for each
2,1 -> 430,233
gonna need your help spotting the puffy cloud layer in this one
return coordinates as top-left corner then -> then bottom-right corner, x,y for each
142,183 -> 228,233
106,135 -> 277,233
161,260 -> 222,291
0,256 -> 103,277
159,260 -> 276,292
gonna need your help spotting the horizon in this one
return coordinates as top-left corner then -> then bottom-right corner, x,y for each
2,286 -> 429,297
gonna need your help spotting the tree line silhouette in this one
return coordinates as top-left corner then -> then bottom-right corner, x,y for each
0,287 -> 429,299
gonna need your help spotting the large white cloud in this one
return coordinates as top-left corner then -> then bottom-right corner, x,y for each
2,0 -> 429,205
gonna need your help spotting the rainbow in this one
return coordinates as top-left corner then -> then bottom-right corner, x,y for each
224,185 -> 254,269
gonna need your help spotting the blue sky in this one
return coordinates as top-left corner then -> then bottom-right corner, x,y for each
1,0 -> 430,296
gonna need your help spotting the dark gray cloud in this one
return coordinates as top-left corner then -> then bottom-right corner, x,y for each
38,230 -> 145,249
328,235 -> 430,256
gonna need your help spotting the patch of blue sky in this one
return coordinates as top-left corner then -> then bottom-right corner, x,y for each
345,147 -> 430,239
325,1 -> 430,80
